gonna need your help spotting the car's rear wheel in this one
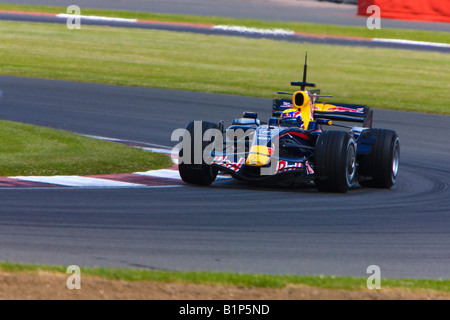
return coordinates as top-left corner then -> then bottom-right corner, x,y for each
314,131 -> 357,193
178,121 -> 219,185
359,129 -> 400,188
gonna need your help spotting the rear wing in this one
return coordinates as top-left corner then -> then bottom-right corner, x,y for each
272,98 -> 373,128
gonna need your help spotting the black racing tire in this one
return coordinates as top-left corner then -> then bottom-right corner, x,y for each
359,129 -> 400,189
178,121 -> 219,185
314,131 -> 357,193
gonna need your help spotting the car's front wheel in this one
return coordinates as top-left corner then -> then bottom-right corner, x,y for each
178,121 -> 219,185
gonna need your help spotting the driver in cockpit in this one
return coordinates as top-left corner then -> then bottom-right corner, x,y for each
279,109 -> 304,129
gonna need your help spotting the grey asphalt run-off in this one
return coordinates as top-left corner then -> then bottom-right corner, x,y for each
0,75 -> 449,279
10,0 -> 450,32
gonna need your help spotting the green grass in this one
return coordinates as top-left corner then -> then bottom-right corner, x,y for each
0,262 -> 448,293
0,3 -> 449,44
0,20 -> 449,114
0,120 -> 172,176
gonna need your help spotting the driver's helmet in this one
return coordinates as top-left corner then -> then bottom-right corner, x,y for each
279,109 -> 304,128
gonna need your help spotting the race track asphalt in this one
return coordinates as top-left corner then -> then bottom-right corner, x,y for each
0,75 -> 449,279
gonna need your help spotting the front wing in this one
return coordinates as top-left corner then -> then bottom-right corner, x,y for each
212,155 -> 315,180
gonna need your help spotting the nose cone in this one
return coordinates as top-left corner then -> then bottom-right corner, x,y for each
246,145 -> 273,166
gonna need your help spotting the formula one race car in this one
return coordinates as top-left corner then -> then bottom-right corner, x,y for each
177,55 -> 400,192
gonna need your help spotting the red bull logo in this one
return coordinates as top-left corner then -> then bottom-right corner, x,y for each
281,110 -> 301,120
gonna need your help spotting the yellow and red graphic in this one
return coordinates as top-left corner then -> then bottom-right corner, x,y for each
245,145 -> 274,167
314,103 -> 364,113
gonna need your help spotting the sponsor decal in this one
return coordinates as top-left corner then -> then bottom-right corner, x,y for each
325,106 -> 365,113
276,160 -> 303,173
213,156 -> 245,172
280,110 -> 301,120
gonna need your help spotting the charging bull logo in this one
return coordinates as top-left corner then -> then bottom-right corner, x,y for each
280,110 -> 301,120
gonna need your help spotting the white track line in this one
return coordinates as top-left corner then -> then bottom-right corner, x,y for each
213,25 -> 294,36
56,14 -> 137,24
373,38 -> 450,48
11,176 -> 146,188
134,169 -> 182,180
83,134 -> 178,164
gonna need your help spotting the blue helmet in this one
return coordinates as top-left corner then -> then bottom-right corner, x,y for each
280,110 -> 304,127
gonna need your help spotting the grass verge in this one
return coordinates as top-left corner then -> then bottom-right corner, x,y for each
0,261 -> 448,293
0,21 -> 449,114
0,120 -> 172,176
0,3 -> 449,44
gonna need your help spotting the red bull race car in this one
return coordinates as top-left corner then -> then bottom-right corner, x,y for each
177,56 -> 400,192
